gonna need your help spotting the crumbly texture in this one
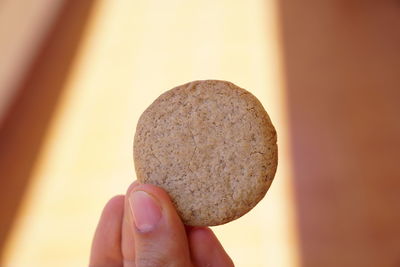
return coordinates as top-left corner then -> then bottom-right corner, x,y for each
133,80 -> 278,226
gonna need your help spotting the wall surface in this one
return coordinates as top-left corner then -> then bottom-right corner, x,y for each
279,1 -> 400,266
1,1 -> 298,266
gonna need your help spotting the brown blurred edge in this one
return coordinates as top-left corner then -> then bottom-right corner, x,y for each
278,1 -> 400,267
0,0 -> 97,261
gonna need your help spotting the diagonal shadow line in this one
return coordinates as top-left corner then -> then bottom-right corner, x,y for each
0,0 -> 98,260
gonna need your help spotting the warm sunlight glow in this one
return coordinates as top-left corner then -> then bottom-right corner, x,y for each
3,1 -> 299,266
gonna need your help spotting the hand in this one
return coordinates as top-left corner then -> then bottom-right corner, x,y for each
89,181 -> 234,267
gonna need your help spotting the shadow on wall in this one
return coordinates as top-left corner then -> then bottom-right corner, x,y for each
0,0 -> 97,260
278,1 -> 400,266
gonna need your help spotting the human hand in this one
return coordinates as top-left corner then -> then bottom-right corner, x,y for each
89,181 -> 234,267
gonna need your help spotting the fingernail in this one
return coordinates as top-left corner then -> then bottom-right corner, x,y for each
129,190 -> 162,233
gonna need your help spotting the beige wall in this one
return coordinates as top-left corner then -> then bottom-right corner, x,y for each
0,1 -> 298,266
1,1 -> 399,266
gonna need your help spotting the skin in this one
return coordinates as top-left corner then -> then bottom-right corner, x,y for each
89,181 -> 234,267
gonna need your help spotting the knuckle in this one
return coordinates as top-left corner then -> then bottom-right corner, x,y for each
136,255 -> 190,267
136,256 -> 168,267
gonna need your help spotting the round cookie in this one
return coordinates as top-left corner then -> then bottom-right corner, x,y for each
133,80 -> 277,226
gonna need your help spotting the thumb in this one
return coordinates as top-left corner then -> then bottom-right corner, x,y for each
127,183 -> 193,267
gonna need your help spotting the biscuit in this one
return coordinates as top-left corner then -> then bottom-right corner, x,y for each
133,80 -> 277,226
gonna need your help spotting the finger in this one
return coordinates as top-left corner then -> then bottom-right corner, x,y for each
89,195 -> 124,267
127,183 -> 193,267
188,227 -> 234,267
121,182 -> 139,266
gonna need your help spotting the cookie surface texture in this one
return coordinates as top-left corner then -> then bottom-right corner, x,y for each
134,80 -> 277,226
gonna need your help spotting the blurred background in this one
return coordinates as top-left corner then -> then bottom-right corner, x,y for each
0,1 -> 399,266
